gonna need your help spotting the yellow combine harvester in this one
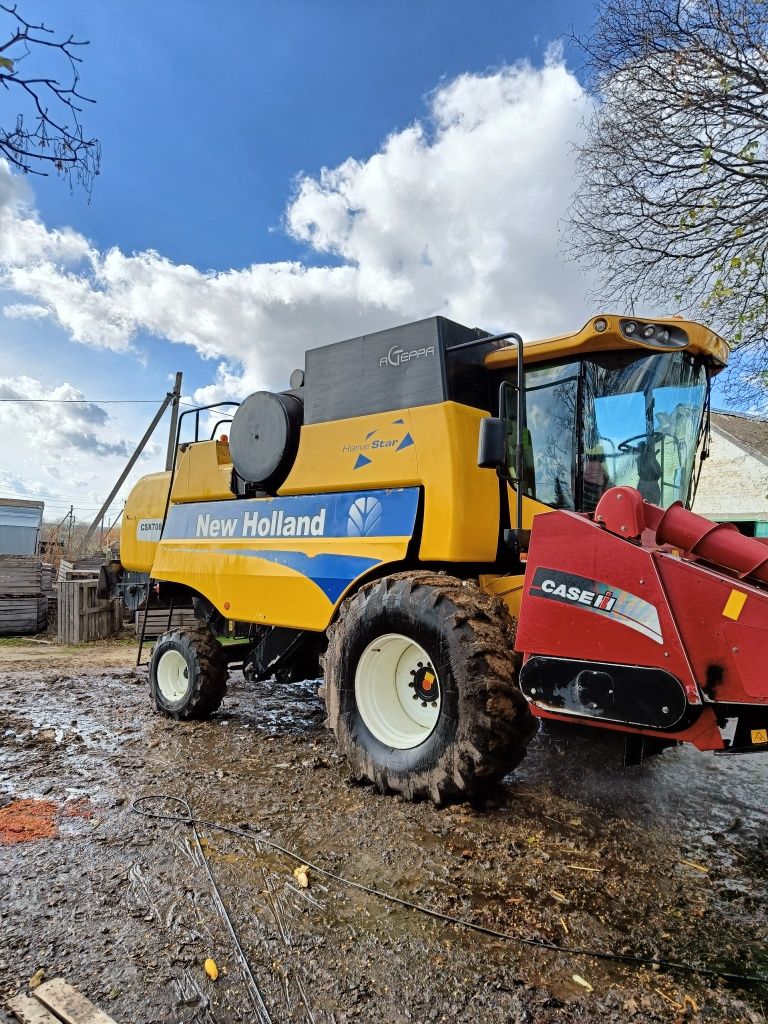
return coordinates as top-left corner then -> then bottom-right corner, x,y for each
114,313 -> 768,803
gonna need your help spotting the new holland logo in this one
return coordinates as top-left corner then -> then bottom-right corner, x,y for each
161,487 -> 420,546
347,496 -> 383,537
195,508 -> 326,539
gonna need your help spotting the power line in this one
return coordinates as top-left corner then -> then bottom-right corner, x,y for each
0,398 -> 200,407
0,493 -> 126,513
0,490 -> 128,506
3,495 -> 125,507
33,494 -> 129,505
0,397 -> 167,404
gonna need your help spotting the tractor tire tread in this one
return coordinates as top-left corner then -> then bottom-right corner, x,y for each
150,627 -> 228,721
325,570 -> 536,804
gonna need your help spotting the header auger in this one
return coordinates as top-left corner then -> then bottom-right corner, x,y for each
110,312 -> 767,803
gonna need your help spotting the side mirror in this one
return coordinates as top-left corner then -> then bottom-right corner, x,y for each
478,417 -> 507,469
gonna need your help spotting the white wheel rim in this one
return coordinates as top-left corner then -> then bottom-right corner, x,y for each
156,649 -> 190,702
355,633 -> 441,749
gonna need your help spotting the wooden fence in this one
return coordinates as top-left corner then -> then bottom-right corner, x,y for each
57,579 -> 123,644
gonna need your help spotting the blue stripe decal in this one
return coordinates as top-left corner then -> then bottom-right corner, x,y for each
166,546 -> 380,603
248,549 -> 379,602
163,487 -> 419,541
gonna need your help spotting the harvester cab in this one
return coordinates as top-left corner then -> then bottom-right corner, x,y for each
117,311 -> 767,803
478,315 -> 720,533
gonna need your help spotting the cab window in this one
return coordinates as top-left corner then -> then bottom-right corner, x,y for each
503,361 -> 579,510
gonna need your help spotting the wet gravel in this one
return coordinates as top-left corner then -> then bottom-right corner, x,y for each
0,657 -> 766,1023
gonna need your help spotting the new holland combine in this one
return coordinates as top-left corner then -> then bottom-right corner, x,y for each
112,313 -> 768,802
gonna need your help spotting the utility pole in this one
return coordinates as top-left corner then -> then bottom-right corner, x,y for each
102,506 -> 124,551
67,506 -> 74,552
165,372 -> 183,471
77,379 -> 182,556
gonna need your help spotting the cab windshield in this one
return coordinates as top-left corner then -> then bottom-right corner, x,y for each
501,350 -> 708,513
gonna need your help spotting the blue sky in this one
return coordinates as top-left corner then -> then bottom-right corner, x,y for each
0,1 -> 733,519
30,1 -> 592,267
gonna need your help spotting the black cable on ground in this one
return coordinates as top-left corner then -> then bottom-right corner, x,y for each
132,794 -> 768,988
150,795 -> 272,1024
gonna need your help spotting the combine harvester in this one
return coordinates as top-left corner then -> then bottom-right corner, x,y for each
111,314 -> 768,802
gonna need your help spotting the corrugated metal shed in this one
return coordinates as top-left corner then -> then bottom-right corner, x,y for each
0,498 -> 44,556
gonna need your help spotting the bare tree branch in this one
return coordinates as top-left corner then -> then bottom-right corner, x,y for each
0,3 -> 100,195
566,0 -> 768,407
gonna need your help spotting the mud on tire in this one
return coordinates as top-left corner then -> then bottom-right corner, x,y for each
149,628 -> 228,720
324,571 -> 537,803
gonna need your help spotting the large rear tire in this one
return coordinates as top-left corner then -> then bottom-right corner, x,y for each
324,572 -> 536,803
149,628 -> 228,720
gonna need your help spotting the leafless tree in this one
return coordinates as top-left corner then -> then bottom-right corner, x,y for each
0,3 -> 100,194
567,0 -> 768,404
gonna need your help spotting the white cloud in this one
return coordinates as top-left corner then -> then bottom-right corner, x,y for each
0,57 -> 596,403
0,376 -> 132,458
3,302 -> 50,319
0,377 -> 167,516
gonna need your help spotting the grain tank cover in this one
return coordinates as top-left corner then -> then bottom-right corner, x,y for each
303,316 -> 496,424
229,391 -> 303,491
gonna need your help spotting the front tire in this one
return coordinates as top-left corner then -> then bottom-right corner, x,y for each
324,572 -> 536,803
149,628 -> 228,720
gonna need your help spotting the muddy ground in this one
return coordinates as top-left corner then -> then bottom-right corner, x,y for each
0,640 -> 766,1024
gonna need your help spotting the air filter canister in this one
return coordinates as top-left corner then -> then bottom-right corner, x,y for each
229,391 -> 303,493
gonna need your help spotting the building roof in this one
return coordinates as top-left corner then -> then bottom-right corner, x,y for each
0,497 -> 44,510
711,411 -> 768,466
0,501 -> 44,530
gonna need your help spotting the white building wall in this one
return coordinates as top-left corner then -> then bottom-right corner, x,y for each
692,430 -> 768,521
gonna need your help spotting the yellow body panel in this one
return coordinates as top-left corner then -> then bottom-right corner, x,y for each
411,404 -> 499,562
152,534 -> 410,631
171,440 -> 235,503
122,477 -> 420,630
485,315 -> 730,371
478,572 -> 527,619
121,471 -> 170,573
508,488 -> 552,532
122,401 -> 500,628
281,408 -> 420,494
282,401 -> 500,562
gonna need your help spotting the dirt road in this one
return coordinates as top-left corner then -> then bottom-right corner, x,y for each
0,640 -> 766,1023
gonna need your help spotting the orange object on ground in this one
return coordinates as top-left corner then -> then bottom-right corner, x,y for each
62,798 -> 93,819
0,799 -> 58,843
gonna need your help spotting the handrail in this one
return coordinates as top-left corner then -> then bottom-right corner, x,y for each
136,400 -> 240,666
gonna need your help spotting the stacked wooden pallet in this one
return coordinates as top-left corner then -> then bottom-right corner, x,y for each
41,561 -> 57,630
57,558 -> 101,583
0,597 -> 47,635
135,606 -> 198,637
41,562 -> 55,594
0,557 -> 47,636
0,556 -> 42,594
